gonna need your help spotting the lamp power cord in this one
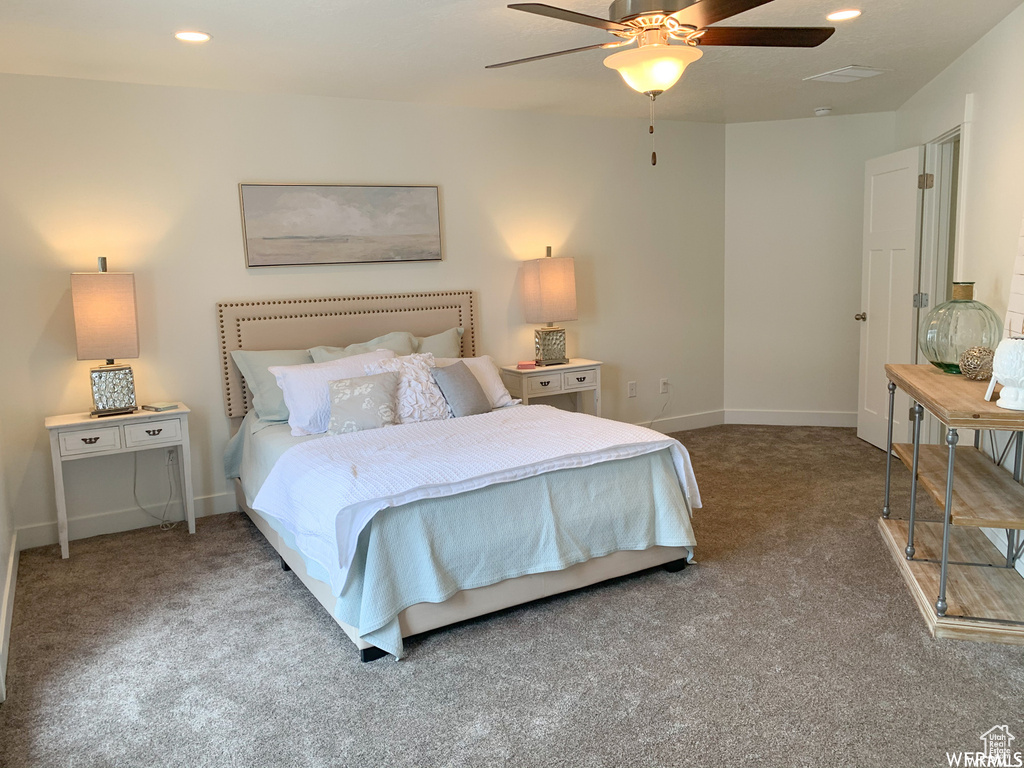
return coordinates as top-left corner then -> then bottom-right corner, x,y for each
132,451 -> 179,531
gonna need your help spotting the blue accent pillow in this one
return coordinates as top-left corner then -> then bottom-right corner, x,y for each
417,327 -> 464,358
309,331 -> 417,363
431,360 -> 491,417
231,349 -> 313,422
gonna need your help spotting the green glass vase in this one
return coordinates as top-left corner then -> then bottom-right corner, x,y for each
918,282 -> 1001,374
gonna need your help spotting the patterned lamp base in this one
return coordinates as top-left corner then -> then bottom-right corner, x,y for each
534,326 -> 568,366
90,364 -> 137,417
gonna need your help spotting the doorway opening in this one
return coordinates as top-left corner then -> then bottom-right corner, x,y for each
919,127 -> 961,445
919,127 -> 961,333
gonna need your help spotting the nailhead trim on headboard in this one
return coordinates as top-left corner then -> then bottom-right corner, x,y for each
217,291 -> 477,418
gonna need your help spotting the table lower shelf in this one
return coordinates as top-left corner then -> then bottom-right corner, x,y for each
892,443 -> 1024,529
879,518 -> 1024,644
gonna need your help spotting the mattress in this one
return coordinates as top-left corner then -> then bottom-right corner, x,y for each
226,411 -> 698,657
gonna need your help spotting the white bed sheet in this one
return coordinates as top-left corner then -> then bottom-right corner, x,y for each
235,415 -> 318,507
253,405 -> 700,594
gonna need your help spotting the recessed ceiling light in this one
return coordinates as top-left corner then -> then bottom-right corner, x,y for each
827,9 -> 861,21
174,31 -> 211,43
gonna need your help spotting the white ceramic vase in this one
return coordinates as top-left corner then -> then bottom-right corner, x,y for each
991,338 -> 1024,410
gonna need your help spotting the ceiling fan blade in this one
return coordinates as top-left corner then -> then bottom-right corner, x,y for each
486,41 -> 626,69
697,26 -> 835,47
670,0 -> 774,28
508,3 -> 630,32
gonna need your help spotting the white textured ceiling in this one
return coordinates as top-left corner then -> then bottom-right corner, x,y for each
0,0 -> 1020,123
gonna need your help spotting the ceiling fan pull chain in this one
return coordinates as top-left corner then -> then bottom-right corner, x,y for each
649,93 -> 657,166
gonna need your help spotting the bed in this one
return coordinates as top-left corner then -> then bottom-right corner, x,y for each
219,291 -> 700,661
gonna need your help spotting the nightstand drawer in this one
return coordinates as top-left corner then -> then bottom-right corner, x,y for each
526,373 -> 563,395
59,426 -> 121,457
563,369 -> 597,390
124,418 -> 182,447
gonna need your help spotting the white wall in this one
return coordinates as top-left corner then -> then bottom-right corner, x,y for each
720,3 -> 1024,428
0,74 -> 725,547
723,112 -> 896,425
0,419 -> 11,585
0,415 -> 15,703
895,2 -> 1024,320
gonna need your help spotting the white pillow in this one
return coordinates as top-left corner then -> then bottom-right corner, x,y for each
434,355 -> 517,408
269,349 -> 397,436
364,353 -> 450,424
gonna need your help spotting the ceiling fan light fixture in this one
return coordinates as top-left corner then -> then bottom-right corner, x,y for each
826,9 -> 861,21
603,44 -> 702,95
174,30 -> 211,43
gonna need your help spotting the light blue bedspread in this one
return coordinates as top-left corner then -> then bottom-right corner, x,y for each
227,414 -> 696,658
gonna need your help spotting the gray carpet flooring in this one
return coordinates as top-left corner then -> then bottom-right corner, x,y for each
1,425 -> 1022,767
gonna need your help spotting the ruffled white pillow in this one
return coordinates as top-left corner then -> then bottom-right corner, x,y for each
433,355 -> 518,408
269,349 -> 397,436
364,353 -> 450,424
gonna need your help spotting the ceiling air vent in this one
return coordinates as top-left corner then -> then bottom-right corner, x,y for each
804,65 -> 886,83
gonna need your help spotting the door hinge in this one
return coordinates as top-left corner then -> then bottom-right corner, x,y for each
918,173 -> 935,189
913,292 -> 929,308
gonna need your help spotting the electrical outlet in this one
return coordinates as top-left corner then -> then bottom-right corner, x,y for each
627,381 -> 637,398
166,449 -> 177,465
660,378 -> 670,394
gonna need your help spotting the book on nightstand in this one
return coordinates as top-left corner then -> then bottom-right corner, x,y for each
141,402 -> 179,412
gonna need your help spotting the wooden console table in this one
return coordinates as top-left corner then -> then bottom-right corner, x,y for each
882,364 -> 1024,643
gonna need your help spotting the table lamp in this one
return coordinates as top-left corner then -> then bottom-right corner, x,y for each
523,247 -> 577,366
70,257 -> 140,417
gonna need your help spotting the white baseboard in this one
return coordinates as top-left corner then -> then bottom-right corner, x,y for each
16,491 -> 237,552
1,530 -> 17,704
724,409 -> 858,428
640,410 -> 726,434
636,408 -> 857,433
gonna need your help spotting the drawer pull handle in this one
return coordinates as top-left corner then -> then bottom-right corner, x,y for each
576,376 -> 586,383
540,380 -> 550,387
145,428 -> 163,436
81,437 -> 100,445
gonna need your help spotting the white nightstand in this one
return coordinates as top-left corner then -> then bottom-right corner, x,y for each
500,359 -> 602,417
44,403 -> 195,558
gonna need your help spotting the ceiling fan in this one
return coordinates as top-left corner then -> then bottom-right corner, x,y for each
487,0 -> 835,163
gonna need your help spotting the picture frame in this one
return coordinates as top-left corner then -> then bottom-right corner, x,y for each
239,183 -> 443,267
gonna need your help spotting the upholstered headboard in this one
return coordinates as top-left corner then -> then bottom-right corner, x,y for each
217,291 -> 477,418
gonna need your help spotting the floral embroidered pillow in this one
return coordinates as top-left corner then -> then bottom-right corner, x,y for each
326,371 -> 401,435
363,353 -> 450,424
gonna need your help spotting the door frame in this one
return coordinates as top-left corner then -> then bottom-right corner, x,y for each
918,125 -> 962,333
918,125 -> 967,444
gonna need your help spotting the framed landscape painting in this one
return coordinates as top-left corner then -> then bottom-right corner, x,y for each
239,184 -> 442,267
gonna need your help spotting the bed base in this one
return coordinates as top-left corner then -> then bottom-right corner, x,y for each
235,480 -> 692,661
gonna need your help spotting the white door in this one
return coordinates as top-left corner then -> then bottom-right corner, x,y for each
857,146 -> 924,449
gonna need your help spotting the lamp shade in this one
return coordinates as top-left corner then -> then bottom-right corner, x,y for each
70,272 -> 139,361
523,256 -> 577,324
603,44 -> 703,94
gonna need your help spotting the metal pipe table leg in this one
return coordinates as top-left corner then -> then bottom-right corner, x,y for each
936,427 -> 959,617
1006,433 -> 1024,568
883,380 -> 896,519
905,403 -> 924,560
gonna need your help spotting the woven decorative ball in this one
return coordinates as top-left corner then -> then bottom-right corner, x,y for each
958,346 -> 995,381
